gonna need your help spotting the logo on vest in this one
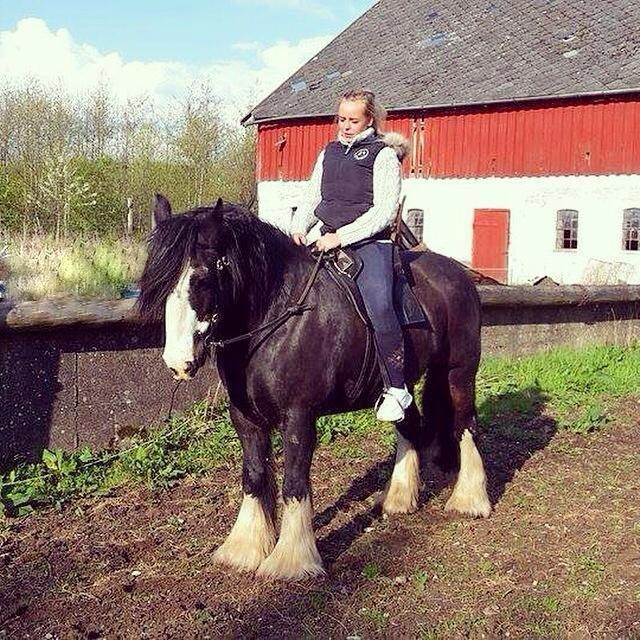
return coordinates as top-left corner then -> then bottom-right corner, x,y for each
353,148 -> 369,161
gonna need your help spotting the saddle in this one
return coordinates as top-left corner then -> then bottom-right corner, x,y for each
321,246 -> 428,328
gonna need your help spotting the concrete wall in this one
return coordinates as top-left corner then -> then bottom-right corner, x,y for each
481,300 -> 640,356
0,319 -> 217,469
257,174 -> 640,285
0,290 -> 638,468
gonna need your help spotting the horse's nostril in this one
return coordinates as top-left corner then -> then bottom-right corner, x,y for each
169,367 -> 178,375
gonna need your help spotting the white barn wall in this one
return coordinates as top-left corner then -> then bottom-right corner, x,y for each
257,175 -> 640,284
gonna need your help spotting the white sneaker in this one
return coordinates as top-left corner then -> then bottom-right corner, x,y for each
375,386 -> 413,422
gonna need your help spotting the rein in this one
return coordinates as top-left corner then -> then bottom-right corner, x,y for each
205,249 -> 324,352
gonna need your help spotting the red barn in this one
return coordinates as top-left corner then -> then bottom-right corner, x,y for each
243,0 -> 640,284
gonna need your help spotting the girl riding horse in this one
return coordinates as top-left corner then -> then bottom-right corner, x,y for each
291,89 -> 412,423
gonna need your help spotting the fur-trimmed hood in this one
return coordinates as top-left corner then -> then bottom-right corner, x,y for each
338,127 -> 411,161
381,131 -> 411,162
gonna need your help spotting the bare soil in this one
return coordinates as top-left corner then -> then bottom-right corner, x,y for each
1,397 -> 639,639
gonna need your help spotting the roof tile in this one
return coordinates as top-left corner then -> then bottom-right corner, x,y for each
245,0 -> 640,122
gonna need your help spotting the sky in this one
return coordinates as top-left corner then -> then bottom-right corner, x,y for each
0,0 -> 375,122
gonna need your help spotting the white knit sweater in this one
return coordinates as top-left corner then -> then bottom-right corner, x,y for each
290,128 -> 402,247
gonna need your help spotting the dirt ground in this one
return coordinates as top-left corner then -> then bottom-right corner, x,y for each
1,397 -> 639,639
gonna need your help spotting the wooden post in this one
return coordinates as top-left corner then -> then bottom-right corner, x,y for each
126,198 -> 134,235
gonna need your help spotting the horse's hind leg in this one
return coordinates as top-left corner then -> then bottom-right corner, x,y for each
257,409 -> 324,580
422,365 -> 458,472
444,367 -> 491,518
381,402 -> 421,515
213,407 -> 276,572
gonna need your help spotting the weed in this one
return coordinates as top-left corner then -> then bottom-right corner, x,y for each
309,591 -> 325,610
478,559 -> 497,576
540,596 -> 561,613
361,562 -> 381,580
568,551 -> 605,599
359,607 -> 389,631
413,570 -> 429,592
316,410 -> 378,445
332,444 -> 366,460
0,399 -> 239,516
419,612 -> 483,639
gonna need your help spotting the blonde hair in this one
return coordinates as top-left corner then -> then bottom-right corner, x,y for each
339,89 -> 387,134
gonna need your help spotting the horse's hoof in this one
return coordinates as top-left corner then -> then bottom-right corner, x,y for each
213,543 -> 268,572
380,484 -> 419,515
256,547 -> 325,581
444,491 -> 491,518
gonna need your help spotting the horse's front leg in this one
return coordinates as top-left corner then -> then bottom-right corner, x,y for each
257,409 -> 324,580
213,406 -> 276,572
381,403 -> 422,515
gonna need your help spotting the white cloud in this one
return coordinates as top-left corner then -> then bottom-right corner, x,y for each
0,18 -> 333,124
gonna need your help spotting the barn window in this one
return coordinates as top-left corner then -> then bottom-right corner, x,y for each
622,208 -> 640,251
556,209 -> 579,250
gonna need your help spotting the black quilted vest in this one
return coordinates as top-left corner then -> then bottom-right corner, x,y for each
315,135 -> 387,232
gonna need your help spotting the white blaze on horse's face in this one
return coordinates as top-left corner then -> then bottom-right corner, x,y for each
162,266 -> 210,380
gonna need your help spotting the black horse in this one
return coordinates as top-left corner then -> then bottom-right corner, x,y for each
138,195 -> 490,581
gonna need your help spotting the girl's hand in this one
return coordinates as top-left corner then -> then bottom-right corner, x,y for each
315,233 -> 341,252
291,233 -> 307,246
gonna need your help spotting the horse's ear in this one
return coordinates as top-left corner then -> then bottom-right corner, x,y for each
198,198 -> 224,225
154,193 -> 172,224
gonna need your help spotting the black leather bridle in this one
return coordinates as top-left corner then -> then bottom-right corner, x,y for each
201,249 -> 324,355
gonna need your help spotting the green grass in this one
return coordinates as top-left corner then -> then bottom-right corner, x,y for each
1,344 -> 639,518
477,344 -> 640,433
0,400 -> 240,517
3,234 -> 146,300
361,561 -> 381,580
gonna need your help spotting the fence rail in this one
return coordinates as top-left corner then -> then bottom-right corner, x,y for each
2,285 -> 639,331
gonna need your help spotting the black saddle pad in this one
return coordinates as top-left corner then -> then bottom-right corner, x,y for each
322,248 -> 427,328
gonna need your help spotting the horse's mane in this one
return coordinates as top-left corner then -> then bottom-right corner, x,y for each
137,201 -> 297,320
137,212 -> 196,319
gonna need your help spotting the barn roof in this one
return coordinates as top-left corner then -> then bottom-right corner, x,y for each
243,0 -> 640,124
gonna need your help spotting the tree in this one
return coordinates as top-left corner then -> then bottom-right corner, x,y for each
28,154 -> 97,240
173,83 -> 225,206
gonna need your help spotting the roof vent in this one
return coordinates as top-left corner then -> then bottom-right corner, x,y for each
325,70 -> 341,82
290,79 -> 307,93
423,32 -> 448,47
